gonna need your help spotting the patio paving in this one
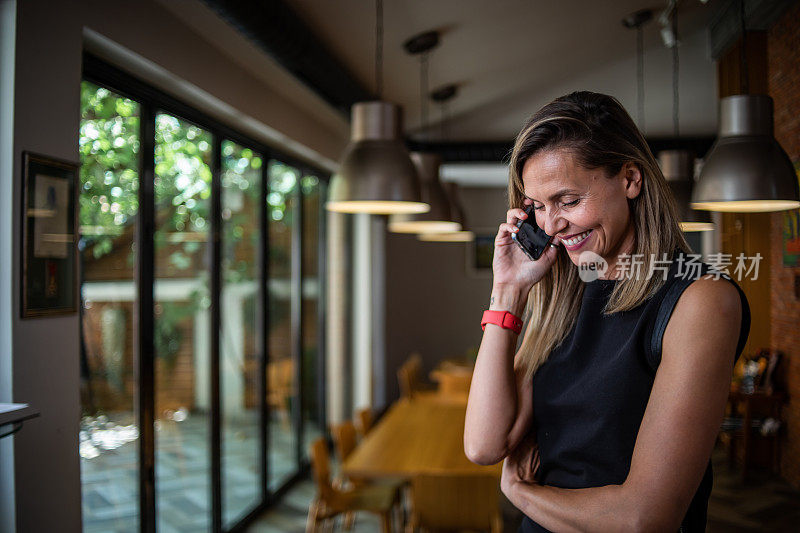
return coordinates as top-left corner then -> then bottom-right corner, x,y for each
80,411 -> 319,533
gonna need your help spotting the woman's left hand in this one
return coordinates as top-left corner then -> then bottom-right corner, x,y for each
501,432 -> 541,497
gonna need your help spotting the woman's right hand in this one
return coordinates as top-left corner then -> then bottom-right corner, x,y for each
493,198 -> 561,293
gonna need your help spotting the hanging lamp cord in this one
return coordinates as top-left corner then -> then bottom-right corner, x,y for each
672,3 -> 680,137
637,25 -> 645,132
740,0 -> 749,94
420,52 -> 429,139
440,101 -> 449,141
375,0 -> 384,98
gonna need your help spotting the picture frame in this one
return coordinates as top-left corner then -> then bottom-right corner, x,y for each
781,162 -> 800,267
466,227 -> 496,278
21,151 -> 80,318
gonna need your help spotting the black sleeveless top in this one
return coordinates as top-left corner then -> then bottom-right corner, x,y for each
520,250 -> 751,533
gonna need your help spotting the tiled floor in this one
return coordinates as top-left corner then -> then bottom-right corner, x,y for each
80,411 -> 320,533
247,445 -> 800,532
80,416 -> 800,533
707,447 -> 800,532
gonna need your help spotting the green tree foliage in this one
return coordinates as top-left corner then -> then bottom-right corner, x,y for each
79,82 -> 317,366
79,82 -> 140,260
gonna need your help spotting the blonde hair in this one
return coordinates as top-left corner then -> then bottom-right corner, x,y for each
509,91 -> 689,381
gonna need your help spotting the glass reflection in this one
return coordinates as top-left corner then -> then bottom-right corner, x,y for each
267,160 -> 300,490
79,81 -> 140,533
154,113 -> 212,532
301,174 -> 323,455
220,140 -> 262,525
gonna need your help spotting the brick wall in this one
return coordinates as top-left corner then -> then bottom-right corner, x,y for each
767,1 -> 800,490
81,301 -> 199,414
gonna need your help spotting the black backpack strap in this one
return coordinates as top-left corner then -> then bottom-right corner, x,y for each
647,263 -> 751,373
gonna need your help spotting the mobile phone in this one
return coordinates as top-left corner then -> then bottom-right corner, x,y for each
511,205 -> 553,261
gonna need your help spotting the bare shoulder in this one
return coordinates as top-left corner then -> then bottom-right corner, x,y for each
664,274 -> 742,359
675,274 -> 741,322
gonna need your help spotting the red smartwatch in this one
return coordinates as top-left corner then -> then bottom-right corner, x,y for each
481,310 -> 523,335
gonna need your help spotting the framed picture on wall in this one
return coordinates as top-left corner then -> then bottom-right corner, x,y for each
21,151 -> 79,318
466,228 -> 496,278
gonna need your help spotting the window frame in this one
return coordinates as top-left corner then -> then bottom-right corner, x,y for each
81,52 -> 329,533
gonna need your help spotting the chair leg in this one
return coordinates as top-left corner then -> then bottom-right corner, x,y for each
380,510 -> 393,533
404,514 -> 417,533
392,500 -> 402,532
400,487 -> 409,530
491,511 -> 504,533
343,510 -> 355,530
306,498 -> 320,533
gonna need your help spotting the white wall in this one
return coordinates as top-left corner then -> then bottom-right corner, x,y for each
82,0 -> 349,168
1,1 -> 17,531
10,2 -> 85,531
384,187 -> 508,402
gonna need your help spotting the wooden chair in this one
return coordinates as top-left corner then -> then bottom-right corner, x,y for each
307,437 -> 401,532
431,368 -> 472,399
330,421 -> 360,530
398,363 -> 415,399
331,420 -> 359,463
723,389 -> 787,482
268,358 -> 293,428
398,353 -> 435,399
407,474 -> 503,532
355,407 -> 374,438
331,420 -> 407,529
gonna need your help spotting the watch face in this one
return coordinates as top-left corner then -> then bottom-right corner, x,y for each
512,206 -> 552,260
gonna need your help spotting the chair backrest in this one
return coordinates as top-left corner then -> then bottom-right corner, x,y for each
398,363 -> 414,399
436,370 -> 472,397
399,353 -> 423,398
268,358 -> 293,391
410,474 -> 502,532
355,407 -> 374,437
331,420 -> 358,462
309,438 -> 334,499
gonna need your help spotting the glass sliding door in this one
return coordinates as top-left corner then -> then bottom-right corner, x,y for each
301,174 -> 324,456
266,160 -> 300,490
80,59 -> 330,533
153,113 -> 213,532
220,140 -> 262,526
78,81 -> 141,533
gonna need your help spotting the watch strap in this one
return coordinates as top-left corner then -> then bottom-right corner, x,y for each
481,310 -> 523,334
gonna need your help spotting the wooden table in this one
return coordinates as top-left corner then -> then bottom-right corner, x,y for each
341,396 -> 501,480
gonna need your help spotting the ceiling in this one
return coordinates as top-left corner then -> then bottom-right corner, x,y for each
285,0 -> 724,141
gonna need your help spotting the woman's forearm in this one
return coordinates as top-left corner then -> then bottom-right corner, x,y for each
505,480 -> 638,533
464,284 -> 529,464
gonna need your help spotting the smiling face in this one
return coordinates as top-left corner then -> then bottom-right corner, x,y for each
521,149 -> 642,277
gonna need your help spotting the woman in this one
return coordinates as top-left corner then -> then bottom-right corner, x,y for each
464,91 -> 750,532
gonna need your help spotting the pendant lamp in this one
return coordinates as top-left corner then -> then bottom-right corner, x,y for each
325,0 -> 428,215
418,182 -> 474,242
659,150 -> 714,231
388,152 -> 461,233
327,102 -> 428,214
691,95 -> 800,212
387,29 -> 460,230
691,0 -> 800,213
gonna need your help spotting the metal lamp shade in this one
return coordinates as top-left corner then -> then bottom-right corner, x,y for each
691,95 -> 800,213
418,182 -> 474,241
658,150 -> 714,232
327,102 -> 429,214
388,153 -> 461,233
